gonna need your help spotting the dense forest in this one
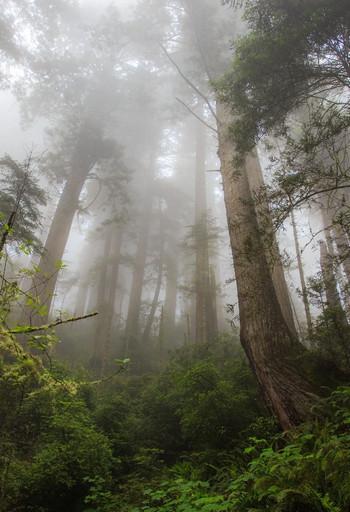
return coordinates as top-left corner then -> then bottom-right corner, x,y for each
0,0 -> 350,510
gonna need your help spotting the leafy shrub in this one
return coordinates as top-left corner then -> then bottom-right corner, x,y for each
115,388 -> 350,512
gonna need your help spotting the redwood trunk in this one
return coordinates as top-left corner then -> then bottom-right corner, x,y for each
29,161 -> 92,323
124,192 -> 153,355
247,157 -> 298,338
217,100 -> 317,430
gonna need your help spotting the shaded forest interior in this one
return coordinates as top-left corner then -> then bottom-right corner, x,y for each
1,0 -> 350,511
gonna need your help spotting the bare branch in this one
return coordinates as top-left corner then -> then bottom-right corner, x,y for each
176,97 -> 218,133
160,43 -> 218,123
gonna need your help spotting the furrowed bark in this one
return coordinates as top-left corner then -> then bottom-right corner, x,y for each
217,99 -> 317,430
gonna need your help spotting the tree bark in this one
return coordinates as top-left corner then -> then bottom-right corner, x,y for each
247,156 -> 298,339
217,99 -> 317,430
29,155 -> 94,324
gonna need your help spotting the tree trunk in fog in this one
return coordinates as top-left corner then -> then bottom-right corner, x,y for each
217,100 -> 317,430
28,157 -> 94,324
322,202 -> 350,285
194,119 -> 217,343
333,224 -> 350,284
74,280 -> 89,317
142,213 -> 165,345
163,240 -> 178,343
101,227 -> 124,371
91,226 -> 123,375
158,305 -> 165,364
291,210 -> 313,337
319,240 -> 347,316
247,156 -> 298,339
91,225 -> 114,374
124,190 -> 153,355
208,266 -> 219,337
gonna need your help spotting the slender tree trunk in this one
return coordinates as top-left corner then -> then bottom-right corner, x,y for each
142,212 -> 165,344
0,211 -> 16,256
319,240 -> 347,315
91,225 -> 114,374
101,227 -> 124,372
217,100 -> 317,430
208,265 -> 219,337
74,280 -> 89,317
333,223 -> 350,284
291,210 -> 313,337
163,241 -> 178,342
158,305 -> 165,365
194,118 -> 213,343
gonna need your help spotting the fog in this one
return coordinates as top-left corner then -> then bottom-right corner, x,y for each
0,0 -> 332,373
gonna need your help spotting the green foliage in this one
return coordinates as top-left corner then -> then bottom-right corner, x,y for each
139,340 -> 265,453
218,0 -> 350,153
116,388 -> 350,512
0,154 -> 46,252
0,279 -> 114,512
0,277 -> 349,512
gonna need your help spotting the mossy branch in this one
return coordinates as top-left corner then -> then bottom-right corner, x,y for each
4,311 -> 98,335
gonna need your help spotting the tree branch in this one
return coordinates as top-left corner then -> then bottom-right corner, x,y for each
5,311 -> 98,335
160,43 -> 218,123
176,97 -> 218,133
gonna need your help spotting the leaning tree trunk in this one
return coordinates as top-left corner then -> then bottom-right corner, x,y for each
217,100 -> 317,430
28,157 -> 94,324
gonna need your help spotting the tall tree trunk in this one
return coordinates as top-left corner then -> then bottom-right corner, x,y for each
291,210 -> 313,337
319,239 -> 350,363
29,158 -> 93,324
163,240 -> 178,342
217,100 -> 317,430
194,118 -> 213,343
91,225 -> 114,374
333,223 -> 350,284
319,240 -> 347,315
124,190 -> 153,356
101,227 -> 124,373
247,156 -> 298,338
142,212 -> 165,345
74,280 -> 89,317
